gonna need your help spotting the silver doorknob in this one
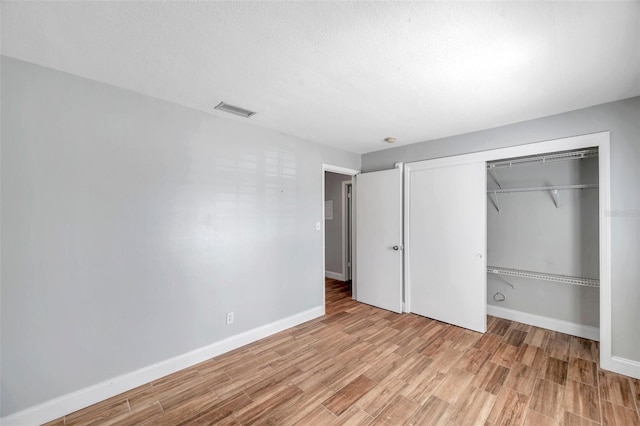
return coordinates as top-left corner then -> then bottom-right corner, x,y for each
393,246 -> 399,251
476,253 -> 483,258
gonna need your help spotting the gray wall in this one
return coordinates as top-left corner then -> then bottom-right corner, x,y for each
487,157 -> 600,327
324,172 -> 347,277
363,96 -> 640,363
0,56 -> 360,416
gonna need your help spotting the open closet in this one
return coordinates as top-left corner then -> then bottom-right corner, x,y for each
404,132 -> 610,367
486,148 -> 600,340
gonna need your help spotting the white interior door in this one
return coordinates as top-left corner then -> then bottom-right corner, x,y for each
355,167 -> 403,313
407,161 -> 487,332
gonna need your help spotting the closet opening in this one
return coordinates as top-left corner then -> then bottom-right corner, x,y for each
486,147 -> 600,340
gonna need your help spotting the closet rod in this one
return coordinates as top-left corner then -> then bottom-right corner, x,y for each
487,148 -> 598,170
487,266 -> 599,288
486,184 -> 598,194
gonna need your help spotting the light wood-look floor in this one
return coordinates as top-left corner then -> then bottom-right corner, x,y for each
46,278 -> 640,425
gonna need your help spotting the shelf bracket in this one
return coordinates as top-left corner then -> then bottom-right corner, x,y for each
489,190 -> 500,214
488,166 -> 502,189
550,189 -> 560,208
494,273 -> 516,289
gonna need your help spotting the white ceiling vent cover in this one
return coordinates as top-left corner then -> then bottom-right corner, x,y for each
214,102 -> 256,118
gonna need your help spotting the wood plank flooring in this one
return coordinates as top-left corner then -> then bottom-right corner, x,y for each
45,279 -> 640,425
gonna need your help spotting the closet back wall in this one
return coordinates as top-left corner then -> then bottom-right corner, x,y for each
487,157 -> 600,327
362,96 -> 640,364
0,57 -> 361,417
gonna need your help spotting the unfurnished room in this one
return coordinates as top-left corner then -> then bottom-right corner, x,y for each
1,1 -> 639,425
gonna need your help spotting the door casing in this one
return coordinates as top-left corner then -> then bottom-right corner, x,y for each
342,181 -> 353,282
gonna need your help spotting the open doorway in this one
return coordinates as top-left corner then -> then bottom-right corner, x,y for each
324,171 -> 353,295
322,164 -> 359,311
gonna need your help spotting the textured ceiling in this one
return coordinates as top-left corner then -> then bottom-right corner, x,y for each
2,1 -> 639,154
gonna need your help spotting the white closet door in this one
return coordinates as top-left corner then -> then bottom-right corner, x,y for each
408,161 -> 486,332
355,168 -> 403,313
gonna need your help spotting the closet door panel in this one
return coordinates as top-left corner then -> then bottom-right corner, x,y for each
408,161 -> 486,332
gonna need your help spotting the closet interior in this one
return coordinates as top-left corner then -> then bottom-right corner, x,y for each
486,147 -> 600,339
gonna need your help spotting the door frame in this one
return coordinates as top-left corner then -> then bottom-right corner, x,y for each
341,180 -> 353,282
322,164 -> 360,310
404,131 -> 621,375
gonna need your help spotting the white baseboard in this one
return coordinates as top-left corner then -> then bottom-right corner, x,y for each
0,306 -> 325,426
487,305 -> 600,341
607,356 -> 640,380
325,271 -> 345,281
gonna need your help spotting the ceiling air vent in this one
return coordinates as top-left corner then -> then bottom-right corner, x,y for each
214,102 -> 256,118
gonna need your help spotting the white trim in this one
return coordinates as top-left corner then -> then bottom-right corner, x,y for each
405,132 -> 608,170
325,270 -> 345,281
597,138 -> 613,373
404,132 -> 616,375
351,180 -> 358,300
487,305 -> 600,341
403,165 -> 411,313
322,164 -> 359,306
395,163 -> 406,313
609,357 -> 640,380
322,164 -> 360,176
0,306 -> 324,426
341,180 -> 353,282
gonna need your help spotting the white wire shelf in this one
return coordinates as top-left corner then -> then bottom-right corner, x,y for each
487,184 -> 599,194
487,184 -> 598,212
487,266 -> 599,288
487,148 -> 598,170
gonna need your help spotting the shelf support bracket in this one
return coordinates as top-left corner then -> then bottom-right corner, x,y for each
550,189 -> 560,208
489,190 -> 500,214
494,273 -> 516,289
488,166 -> 502,189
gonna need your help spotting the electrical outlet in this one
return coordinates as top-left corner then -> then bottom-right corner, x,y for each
226,312 -> 234,324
